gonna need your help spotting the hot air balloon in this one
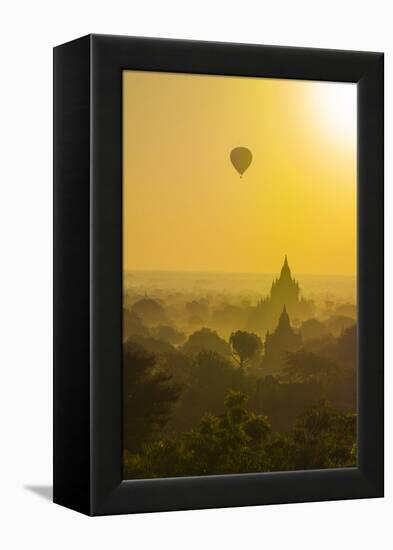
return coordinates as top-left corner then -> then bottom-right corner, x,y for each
230,147 -> 252,177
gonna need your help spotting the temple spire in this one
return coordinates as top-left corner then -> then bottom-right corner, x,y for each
277,304 -> 290,330
280,255 -> 291,279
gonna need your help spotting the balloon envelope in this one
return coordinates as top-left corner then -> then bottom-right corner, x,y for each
230,147 -> 252,176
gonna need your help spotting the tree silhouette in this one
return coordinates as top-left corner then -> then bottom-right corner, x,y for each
123,340 -> 181,452
325,315 -> 355,337
131,297 -> 167,326
186,299 -> 209,325
280,349 -> 342,385
290,400 -> 356,469
123,308 -> 149,340
229,330 -> 262,368
332,325 -> 357,368
299,318 -> 329,341
124,390 -> 272,478
123,394 -> 356,479
151,325 -> 186,346
181,327 -> 231,357
169,350 -> 247,433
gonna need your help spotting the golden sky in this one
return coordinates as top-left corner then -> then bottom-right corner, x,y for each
123,71 -> 356,276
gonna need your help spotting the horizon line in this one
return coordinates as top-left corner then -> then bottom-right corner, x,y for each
124,268 -> 356,278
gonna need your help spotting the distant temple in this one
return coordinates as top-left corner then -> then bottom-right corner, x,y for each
270,256 -> 300,309
261,305 -> 302,374
247,256 -> 314,333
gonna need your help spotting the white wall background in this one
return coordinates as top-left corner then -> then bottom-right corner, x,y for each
0,1 -> 391,548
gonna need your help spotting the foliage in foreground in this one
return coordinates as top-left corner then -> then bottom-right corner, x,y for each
123,340 -> 181,452
124,392 -> 356,479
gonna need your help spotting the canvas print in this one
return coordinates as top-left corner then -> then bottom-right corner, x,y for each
122,71 -> 357,479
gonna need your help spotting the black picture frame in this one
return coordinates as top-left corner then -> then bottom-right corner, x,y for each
53,34 -> 384,516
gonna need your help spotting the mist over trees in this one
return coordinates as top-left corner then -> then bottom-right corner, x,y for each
131,297 -> 168,326
122,261 -> 357,478
151,325 -> 186,345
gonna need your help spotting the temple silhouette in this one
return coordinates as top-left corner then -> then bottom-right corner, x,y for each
261,305 -> 302,374
247,256 -> 314,333
269,256 -> 300,310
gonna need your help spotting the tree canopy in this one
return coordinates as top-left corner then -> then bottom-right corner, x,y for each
151,325 -> 186,346
123,340 -> 181,452
131,298 -> 167,326
229,330 -> 262,368
124,393 -> 356,479
181,327 -> 231,357
279,349 -> 343,385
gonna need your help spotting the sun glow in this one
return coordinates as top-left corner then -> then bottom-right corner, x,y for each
312,82 -> 357,145
123,72 -> 357,276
